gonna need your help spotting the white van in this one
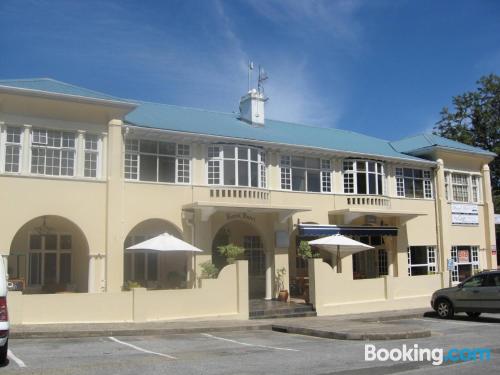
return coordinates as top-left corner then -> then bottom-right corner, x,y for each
0,257 -> 9,364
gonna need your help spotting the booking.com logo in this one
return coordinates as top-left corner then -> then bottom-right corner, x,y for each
365,344 -> 491,366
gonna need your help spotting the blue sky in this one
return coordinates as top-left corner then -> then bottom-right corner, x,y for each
0,0 -> 499,140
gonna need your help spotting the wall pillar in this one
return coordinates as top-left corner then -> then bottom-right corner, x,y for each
265,251 -> 273,300
434,159 -> 451,285
88,255 -> 96,293
481,164 -> 497,269
21,124 -> 31,174
2,255 -> 8,279
105,119 -> 125,292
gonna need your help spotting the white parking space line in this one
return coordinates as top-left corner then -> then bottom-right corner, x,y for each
201,333 -> 299,352
413,318 -> 500,327
108,337 -> 177,359
8,349 -> 27,368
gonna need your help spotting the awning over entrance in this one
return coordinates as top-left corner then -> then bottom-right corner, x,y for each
298,224 -> 398,237
184,202 -> 311,222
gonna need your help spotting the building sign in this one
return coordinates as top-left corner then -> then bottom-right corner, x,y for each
447,258 -> 455,271
226,213 -> 256,222
457,249 -> 470,263
451,203 -> 479,225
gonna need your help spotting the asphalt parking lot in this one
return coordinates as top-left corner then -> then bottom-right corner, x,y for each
2,314 -> 500,374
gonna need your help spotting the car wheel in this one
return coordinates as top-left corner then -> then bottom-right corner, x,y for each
466,312 -> 481,319
0,340 -> 7,365
436,299 -> 454,319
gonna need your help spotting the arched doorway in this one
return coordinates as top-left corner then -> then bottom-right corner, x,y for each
212,220 -> 266,299
9,215 -> 89,293
124,219 -> 188,289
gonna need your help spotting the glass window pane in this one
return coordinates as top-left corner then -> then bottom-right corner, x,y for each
134,253 -> 146,281
224,146 -> 235,159
140,140 -> 157,153
368,174 -> 376,194
238,147 -> 248,160
45,234 -> 57,250
29,253 -> 41,285
44,253 -> 57,285
306,158 -> 320,169
410,247 -> 427,264
139,154 -> 157,181
250,148 -> 258,161
60,253 -> 71,284
404,178 -> 414,197
292,156 -> 305,168
357,173 -> 367,194
124,253 -> 132,282
158,142 -> 175,155
158,156 -> 175,182
357,161 -> 366,171
368,162 -> 375,172
404,168 -> 413,177
414,179 -> 424,198
377,175 -> 383,195
147,253 -> 158,281
238,160 -> 249,186
414,169 -> 423,179
30,235 -> 42,250
60,235 -> 72,250
250,162 -> 258,187
307,170 -> 321,192
224,160 -> 236,185
292,168 -> 306,191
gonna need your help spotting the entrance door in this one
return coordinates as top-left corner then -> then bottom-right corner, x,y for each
244,236 -> 266,299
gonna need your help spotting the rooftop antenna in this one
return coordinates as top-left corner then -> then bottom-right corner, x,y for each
247,61 -> 254,92
257,65 -> 268,97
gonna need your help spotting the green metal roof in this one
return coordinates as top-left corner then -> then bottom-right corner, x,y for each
0,78 -> 123,102
390,134 -> 496,157
0,78 -> 493,162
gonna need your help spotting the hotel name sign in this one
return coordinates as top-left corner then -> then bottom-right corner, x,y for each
226,213 -> 256,222
451,203 -> 479,225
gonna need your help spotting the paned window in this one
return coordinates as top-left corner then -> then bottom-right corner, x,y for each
31,129 -> 76,176
407,246 -> 438,276
343,160 -> 384,195
124,139 -> 190,183
280,155 -> 332,192
4,126 -> 22,172
395,167 -> 433,198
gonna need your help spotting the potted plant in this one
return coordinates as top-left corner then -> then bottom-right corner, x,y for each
199,261 -> 219,279
297,241 -> 320,303
275,267 -> 289,302
217,243 -> 245,264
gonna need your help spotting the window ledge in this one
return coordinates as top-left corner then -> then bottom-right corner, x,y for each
0,173 -> 106,183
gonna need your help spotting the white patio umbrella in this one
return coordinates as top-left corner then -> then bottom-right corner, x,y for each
309,234 -> 373,273
126,232 -> 203,287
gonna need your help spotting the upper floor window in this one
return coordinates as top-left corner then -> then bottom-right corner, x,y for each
343,160 -> 384,195
445,172 -> 481,203
84,134 -> 100,178
280,155 -> 331,193
124,139 -> 190,183
4,126 -> 22,173
208,144 -> 266,188
31,129 -> 76,176
395,168 -> 433,199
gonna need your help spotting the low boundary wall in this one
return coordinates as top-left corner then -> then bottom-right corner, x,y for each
308,258 -> 444,316
9,261 -> 249,324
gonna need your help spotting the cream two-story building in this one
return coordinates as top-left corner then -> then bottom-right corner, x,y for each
0,78 -> 496,322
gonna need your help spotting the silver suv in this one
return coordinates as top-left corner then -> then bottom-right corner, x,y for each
431,270 -> 500,319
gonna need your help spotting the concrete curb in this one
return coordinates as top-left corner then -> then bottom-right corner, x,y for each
10,324 -> 273,340
271,325 -> 432,341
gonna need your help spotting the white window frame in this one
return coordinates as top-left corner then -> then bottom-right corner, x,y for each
450,246 -> 480,283
124,138 -> 191,184
445,171 -> 482,204
279,154 -> 332,193
27,233 -> 72,287
30,128 -> 77,177
124,235 -> 160,283
407,246 -> 438,276
395,167 -> 433,199
83,134 -> 102,178
342,159 -> 385,195
207,144 -> 266,188
1,125 -> 23,174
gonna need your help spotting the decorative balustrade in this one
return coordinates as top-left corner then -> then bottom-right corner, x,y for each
209,187 -> 270,201
346,195 -> 391,208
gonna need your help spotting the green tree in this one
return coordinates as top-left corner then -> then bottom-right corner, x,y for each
433,74 -> 500,212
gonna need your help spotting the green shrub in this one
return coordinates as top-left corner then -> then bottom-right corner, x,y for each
217,243 -> 245,264
200,261 -> 219,279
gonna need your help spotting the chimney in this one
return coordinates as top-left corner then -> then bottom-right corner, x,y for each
239,89 -> 266,126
